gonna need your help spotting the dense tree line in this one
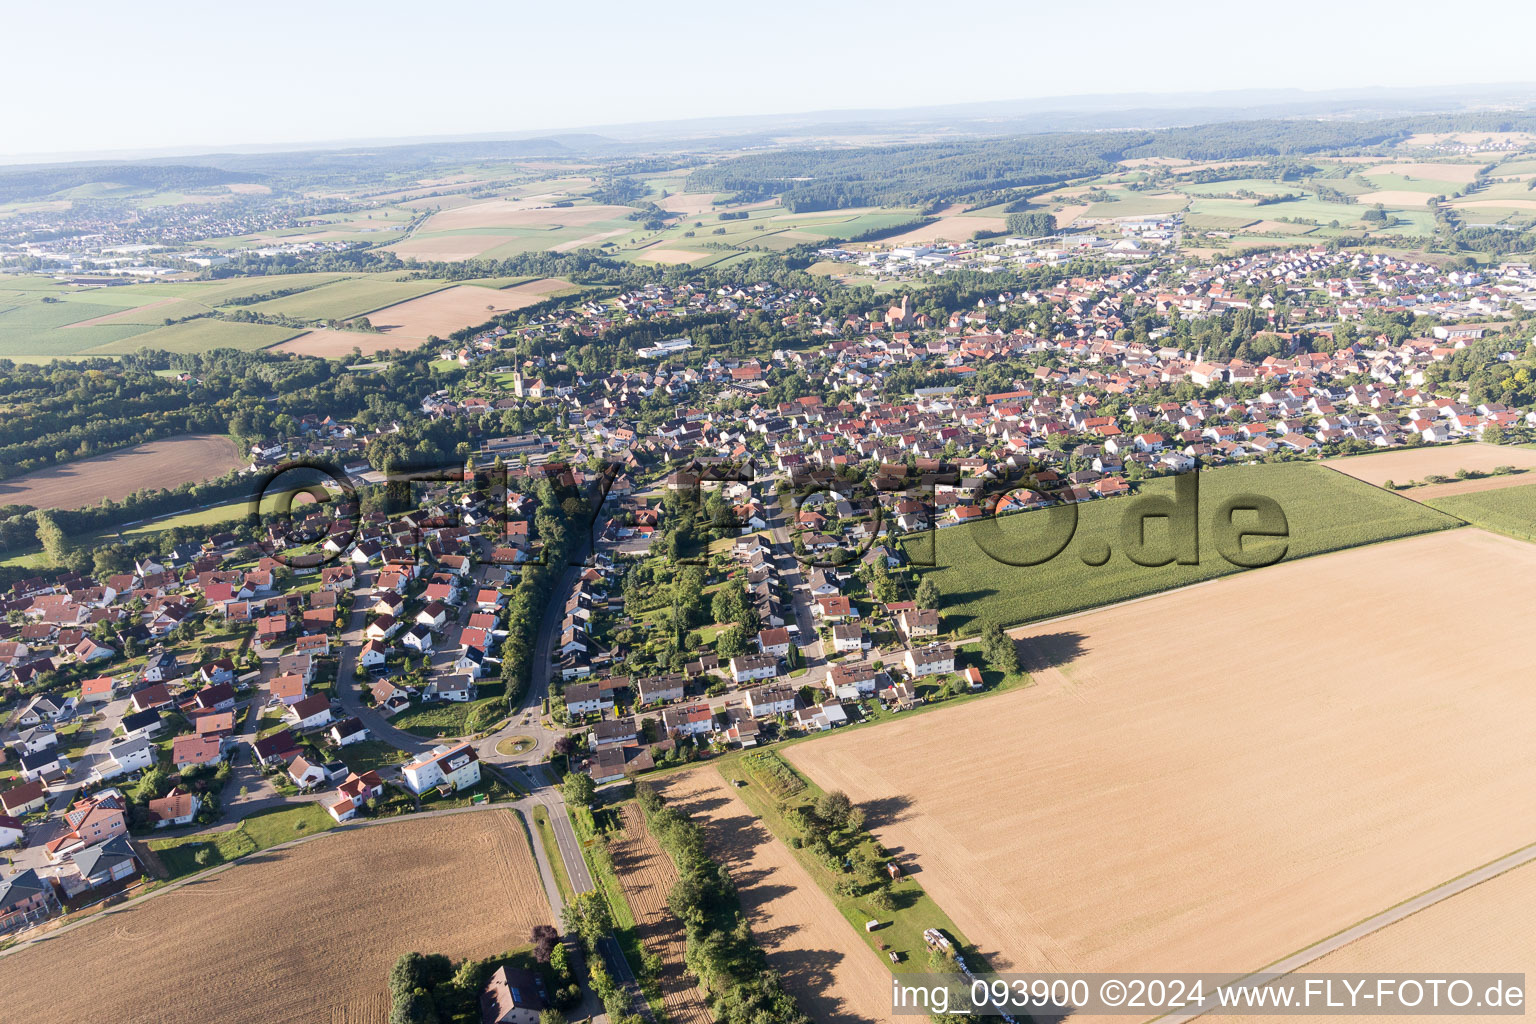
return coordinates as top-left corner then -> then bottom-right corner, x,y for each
0,163 -> 262,204
686,113 -> 1536,213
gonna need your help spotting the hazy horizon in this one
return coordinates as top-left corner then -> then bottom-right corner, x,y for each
8,0 -> 1536,162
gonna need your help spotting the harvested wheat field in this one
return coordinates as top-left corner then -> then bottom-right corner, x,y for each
415,198 -> 631,233
1450,199 -> 1536,212
608,803 -> 713,1024
270,328 -> 422,359
1233,860 -> 1536,1024
1325,443 -> 1536,491
1365,162 -> 1481,184
386,233 -> 519,261
875,207 -> 1007,245
787,528 -> 1536,978
660,769 -> 895,1024
361,279 -> 572,343
0,811 -> 551,1024
0,433 -> 243,510
1053,203 -> 1091,228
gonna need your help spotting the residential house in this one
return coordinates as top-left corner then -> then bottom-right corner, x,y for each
1,781 -> 47,817
66,835 -> 140,892
402,743 -> 481,795
287,755 -> 328,791
481,965 -> 548,1024
746,684 -> 797,718
831,623 -> 868,654
252,730 -> 301,767
286,694 -> 333,731
94,737 -> 155,781
0,869 -> 58,933
172,734 -> 224,770
562,682 -> 612,716
898,608 -> 939,639
590,718 -> 638,749
729,655 -> 778,685
328,717 -> 369,747
635,675 -> 685,706
903,644 -> 956,678
147,787 -> 201,827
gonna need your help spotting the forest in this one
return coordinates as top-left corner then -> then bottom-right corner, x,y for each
685,114 -> 1536,212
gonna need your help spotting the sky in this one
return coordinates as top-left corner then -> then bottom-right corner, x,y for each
6,0 -> 1536,160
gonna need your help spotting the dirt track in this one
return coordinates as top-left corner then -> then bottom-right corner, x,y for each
0,433 -> 243,511
660,769 -> 895,1024
0,811 -> 551,1024
787,528 -> 1536,978
1231,858 -> 1536,1024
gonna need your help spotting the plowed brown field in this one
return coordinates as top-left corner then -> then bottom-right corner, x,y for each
0,433 -> 243,511
1324,443 -> 1536,499
0,811 -> 552,1024
608,803 -> 713,1024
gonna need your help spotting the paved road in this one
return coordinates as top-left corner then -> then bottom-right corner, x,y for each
333,569 -> 432,756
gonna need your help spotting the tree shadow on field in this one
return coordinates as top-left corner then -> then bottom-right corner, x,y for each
858,794 -> 913,830
762,946 -> 879,1024
1018,630 -> 1086,673
941,588 -> 998,608
667,792 -> 732,817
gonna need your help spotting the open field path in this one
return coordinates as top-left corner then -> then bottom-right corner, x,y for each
1159,839 -> 1536,1023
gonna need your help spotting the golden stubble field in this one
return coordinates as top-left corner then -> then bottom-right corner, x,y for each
659,770 -> 896,1024
0,433 -> 243,510
1325,442 -> 1536,498
786,528 -> 1536,978
0,812 -> 552,1024
1232,860 -> 1536,1024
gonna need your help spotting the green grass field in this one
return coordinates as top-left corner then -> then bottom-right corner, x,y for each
242,276 -> 451,321
904,462 -> 1463,634
531,805 -> 574,905
84,317 -> 305,354
393,682 -> 506,738
0,291 -> 152,358
1426,482 -> 1536,543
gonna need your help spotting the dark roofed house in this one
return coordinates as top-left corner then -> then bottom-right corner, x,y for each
481,965 -> 547,1024
252,730 -> 301,766
0,868 -> 57,933
68,835 -> 140,893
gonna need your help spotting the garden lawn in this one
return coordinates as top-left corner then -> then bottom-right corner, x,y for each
393,682 -> 505,739
148,803 -> 335,880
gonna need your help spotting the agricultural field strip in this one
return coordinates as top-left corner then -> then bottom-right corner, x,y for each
0,809 -> 552,1024
788,528 -> 1536,981
608,803 -> 713,1024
